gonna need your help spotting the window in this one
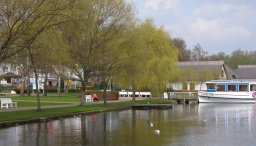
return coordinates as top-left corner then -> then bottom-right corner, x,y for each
250,84 -> 256,91
239,85 -> 248,92
228,85 -> 236,91
217,85 -> 225,91
206,83 -> 215,89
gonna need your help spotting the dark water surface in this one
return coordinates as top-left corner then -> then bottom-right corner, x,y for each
1,104 -> 256,146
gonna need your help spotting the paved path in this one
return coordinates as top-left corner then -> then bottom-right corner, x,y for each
0,97 -> 148,113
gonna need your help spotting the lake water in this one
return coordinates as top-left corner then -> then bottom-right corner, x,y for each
1,104 -> 256,146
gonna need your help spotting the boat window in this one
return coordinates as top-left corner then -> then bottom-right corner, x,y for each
238,85 -> 248,92
250,84 -> 256,91
216,85 -> 225,91
206,83 -> 215,89
228,85 -> 236,91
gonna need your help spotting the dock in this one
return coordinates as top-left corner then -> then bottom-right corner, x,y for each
164,92 -> 199,104
131,104 -> 172,110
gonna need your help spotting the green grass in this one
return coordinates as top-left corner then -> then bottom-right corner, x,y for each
0,99 -> 170,122
16,102 -> 73,107
3,93 -> 80,103
0,93 -> 80,107
11,96 -> 80,102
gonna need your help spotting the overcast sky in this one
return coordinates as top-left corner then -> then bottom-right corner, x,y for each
131,0 -> 256,54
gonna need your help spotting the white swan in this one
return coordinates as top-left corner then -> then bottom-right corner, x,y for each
154,129 -> 160,135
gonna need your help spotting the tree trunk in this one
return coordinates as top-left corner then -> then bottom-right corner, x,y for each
132,84 -> 136,102
34,68 -> 41,111
26,56 -> 31,96
43,73 -> 48,96
57,76 -> 61,96
27,76 -> 31,96
102,78 -> 108,105
80,82 -> 86,106
28,47 -> 40,110
20,75 -> 25,96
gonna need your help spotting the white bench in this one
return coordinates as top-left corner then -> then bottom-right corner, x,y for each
119,91 -> 151,97
0,98 -> 17,109
119,91 -> 128,97
139,92 -> 151,97
85,95 -> 93,102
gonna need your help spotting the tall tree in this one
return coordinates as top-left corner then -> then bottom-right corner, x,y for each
191,43 -> 208,61
172,38 -> 191,61
59,0 -> 135,105
4,0 -> 72,110
0,0 -> 71,63
115,20 -> 178,99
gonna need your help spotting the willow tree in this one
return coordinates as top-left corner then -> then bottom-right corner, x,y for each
115,20 -> 178,100
59,0 -> 135,105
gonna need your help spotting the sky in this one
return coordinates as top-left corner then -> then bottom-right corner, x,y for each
130,0 -> 256,54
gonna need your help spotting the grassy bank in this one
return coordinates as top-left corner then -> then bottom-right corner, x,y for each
1,93 -> 80,107
0,99 -> 170,123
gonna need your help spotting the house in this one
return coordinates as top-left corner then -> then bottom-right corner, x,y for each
234,65 -> 256,81
0,63 -> 21,85
170,61 -> 237,91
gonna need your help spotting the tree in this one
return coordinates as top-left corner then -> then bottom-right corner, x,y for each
115,20 -> 178,100
0,0 -> 71,63
191,43 -> 208,61
2,0 -> 72,111
59,0 -> 135,105
172,38 -> 191,61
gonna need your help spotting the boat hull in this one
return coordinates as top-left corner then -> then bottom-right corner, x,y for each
198,95 -> 255,103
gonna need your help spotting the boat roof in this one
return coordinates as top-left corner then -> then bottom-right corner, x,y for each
205,80 -> 256,84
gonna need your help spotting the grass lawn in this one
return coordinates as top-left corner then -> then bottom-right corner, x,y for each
6,93 -> 80,103
16,101 -> 74,107
0,99 -> 171,122
0,92 -> 80,107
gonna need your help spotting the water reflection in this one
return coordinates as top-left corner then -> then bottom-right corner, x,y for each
1,104 -> 256,146
173,103 -> 256,146
198,104 -> 256,129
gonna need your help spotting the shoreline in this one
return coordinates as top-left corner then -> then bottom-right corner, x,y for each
0,107 -> 130,129
0,98 -> 171,129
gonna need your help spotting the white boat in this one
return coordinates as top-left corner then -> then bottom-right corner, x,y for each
198,80 -> 256,103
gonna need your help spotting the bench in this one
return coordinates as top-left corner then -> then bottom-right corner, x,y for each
0,98 -> 17,109
119,91 -> 151,97
85,95 -> 93,102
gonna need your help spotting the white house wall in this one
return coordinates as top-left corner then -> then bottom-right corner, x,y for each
170,83 -> 182,90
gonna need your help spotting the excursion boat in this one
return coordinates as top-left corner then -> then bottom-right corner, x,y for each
198,80 -> 256,103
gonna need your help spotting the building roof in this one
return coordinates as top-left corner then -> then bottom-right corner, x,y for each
177,61 -> 237,80
234,65 -> 256,79
178,61 -> 224,66
223,64 -> 238,80
0,72 -> 20,77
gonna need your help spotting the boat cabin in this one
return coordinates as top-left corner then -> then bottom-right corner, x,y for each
205,81 -> 256,92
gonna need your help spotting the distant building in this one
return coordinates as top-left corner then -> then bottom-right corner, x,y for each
0,63 -> 20,85
234,65 -> 256,80
170,61 -> 237,91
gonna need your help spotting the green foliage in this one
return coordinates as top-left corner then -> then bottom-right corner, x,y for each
208,49 -> 256,69
172,38 -> 191,61
114,19 -> 178,96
